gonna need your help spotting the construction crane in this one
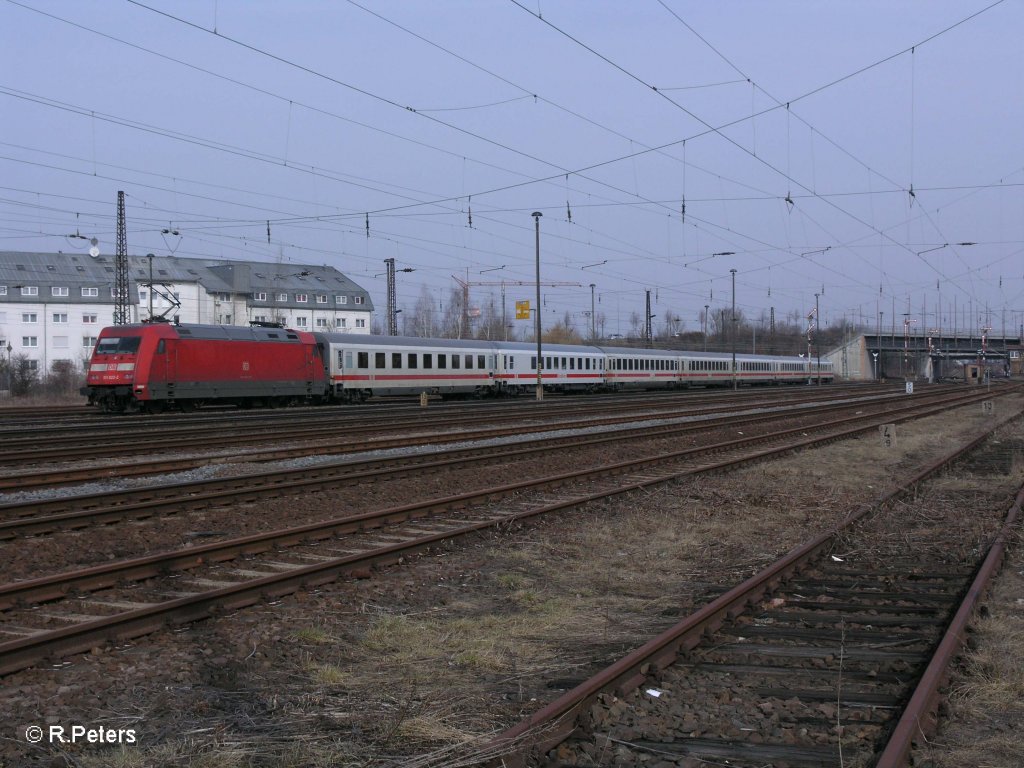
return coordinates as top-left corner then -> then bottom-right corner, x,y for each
452,275 -> 580,340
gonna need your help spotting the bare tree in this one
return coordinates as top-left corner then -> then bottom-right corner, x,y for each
660,310 -> 682,339
405,285 -> 439,338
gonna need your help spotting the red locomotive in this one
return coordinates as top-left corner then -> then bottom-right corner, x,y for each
81,323 -> 325,413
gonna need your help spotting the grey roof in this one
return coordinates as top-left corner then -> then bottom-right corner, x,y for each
0,251 -> 373,309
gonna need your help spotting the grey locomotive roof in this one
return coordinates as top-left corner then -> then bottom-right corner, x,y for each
0,251 -> 372,309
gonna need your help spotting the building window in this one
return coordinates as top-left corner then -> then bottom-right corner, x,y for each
51,286 -> 69,297
315,318 -> 329,328
355,318 -> 366,328
354,296 -> 364,305
255,292 -> 267,301
21,286 -> 38,296
254,315 -> 268,323
81,287 -> 99,297
52,313 -> 68,323
316,295 -> 328,304
336,295 -> 347,304
22,313 -> 37,323
22,336 -> 38,347
83,336 -> 98,348
277,292 -> 287,302
295,316 -> 307,327
339,318 -> 347,328
139,290 -> 148,302
0,285 -> 6,295
295,294 -> 308,303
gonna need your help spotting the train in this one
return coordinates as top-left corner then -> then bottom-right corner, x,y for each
81,322 -> 834,413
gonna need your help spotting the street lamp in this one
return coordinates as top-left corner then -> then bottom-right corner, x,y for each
730,268 -> 737,391
532,212 -> 543,401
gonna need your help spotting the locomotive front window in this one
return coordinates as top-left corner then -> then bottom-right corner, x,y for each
96,336 -> 141,355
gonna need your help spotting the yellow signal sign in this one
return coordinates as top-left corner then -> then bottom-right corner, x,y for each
515,300 -> 530,320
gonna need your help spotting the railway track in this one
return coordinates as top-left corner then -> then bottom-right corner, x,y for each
0,387 -> 1014,676
0,384 -> 909,469
0,386 -> 998,536
476,417 -> 1023,767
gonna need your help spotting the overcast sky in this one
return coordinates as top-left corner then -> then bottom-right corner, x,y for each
2,0 -> 1022,337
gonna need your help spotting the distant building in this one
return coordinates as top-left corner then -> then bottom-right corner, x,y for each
0,251 -> 374,375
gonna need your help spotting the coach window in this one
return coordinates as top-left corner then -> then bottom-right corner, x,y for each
375,352 -> 386,369
531,356 -> 536,369
423,354 -> 432,368
407,353 -> 418,369
392,353 -> 402,368
508,356 -> 514,370
357,352 -> 369,368
465,354 -> 473,369
478,355 -> 486,369
452,355 -> 460,369
569,358 -> 575,370
438,354 -> 447,369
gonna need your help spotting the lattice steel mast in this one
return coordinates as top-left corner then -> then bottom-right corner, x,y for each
113,190 -> 131,325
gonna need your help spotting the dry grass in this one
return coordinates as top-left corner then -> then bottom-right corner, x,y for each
915,559 -> 1024,768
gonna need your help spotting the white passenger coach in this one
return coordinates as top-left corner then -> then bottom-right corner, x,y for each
314,333 -> 834,401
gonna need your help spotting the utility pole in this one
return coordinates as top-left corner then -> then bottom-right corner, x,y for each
384,257 -> 396,336
730,269 -> 737,390
113,190 -> 130,325
645,289 -> 653,344
703,304 -> 709,352
532,212 -> 543,401
589,283 -> 596,342
815,292 -> 821,385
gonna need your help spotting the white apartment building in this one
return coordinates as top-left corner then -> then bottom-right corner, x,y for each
0,252 -> 374,376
